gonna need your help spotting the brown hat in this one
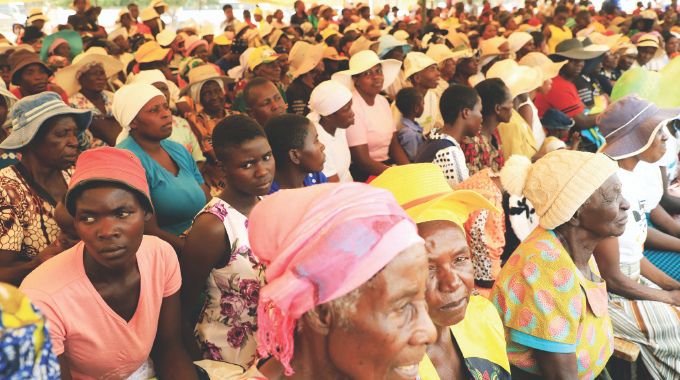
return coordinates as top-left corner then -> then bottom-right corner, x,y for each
9,50 -> 52,86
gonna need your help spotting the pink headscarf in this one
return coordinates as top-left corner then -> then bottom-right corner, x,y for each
248,183 -> 423,375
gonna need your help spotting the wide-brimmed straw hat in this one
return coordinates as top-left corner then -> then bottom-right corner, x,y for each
322,46 -> 347,61
179,64 -> 234,97
9,50 -> 53,86
403,51 -> 437,79
519,52 -> 567,81
348,35 -> 379,57
426,44 -> 457,64
331,49 -> 402,91
0,92 -> 92,150
550,38 -> 608,60
134,41 -> 170,63
288,41 -> 325,79
54,47 -> 124,96
597,95 -> 680,160
478,36 -> 509,67
486,59 -> 542,98
65,147 -> 153,215
140,7 -> 160,22
156,29 -> 177,47
370,163 -> 499,228
27,8 -> 48,24
507,31 -> 533,54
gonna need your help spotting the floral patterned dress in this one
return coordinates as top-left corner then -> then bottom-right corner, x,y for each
194,197 -> 265,370
69,90 -> 114,151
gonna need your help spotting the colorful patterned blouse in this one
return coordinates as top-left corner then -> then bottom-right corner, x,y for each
461,131 -> 505,175
491,228 -> 613,380
193,197 -> 265,370
69,90 -> 114,151
0,165 -> 71,259
418,295 -> 511,380
0,283 -> 60,379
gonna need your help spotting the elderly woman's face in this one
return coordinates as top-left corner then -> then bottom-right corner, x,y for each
353,64 -> 384,98
254,61 -> 282,83
577,174 -> 629,238
19,63 -> 49,95
79,64 -> 107,93
325,99 -> 355,130
199,80 -> 225,112
326,243 -> 436,379
28,115 -> 79,169
419,220 -> 474,327
131,95 -> 172,141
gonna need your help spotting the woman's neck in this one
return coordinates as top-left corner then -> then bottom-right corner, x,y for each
413,83 -> 428,97
20,152 -> 59,184
618,156 -> 639,171
356,88 -> 376,106
442,122 -> 464,142
318,117 -> 337,137
83,247 -> 138,283
219,186 -> 260,217
275,165 -> 307,190
553,224 -> 599,274
203,107 -> 225,119
284,331 -> 347,380
131,132 -> 162,154
481,116 -> 498,136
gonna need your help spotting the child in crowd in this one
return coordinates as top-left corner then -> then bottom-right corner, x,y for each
395,87 -> 426,162
416,84 -> 483,187
540,108 -> 580,152
264,113 -> 328,193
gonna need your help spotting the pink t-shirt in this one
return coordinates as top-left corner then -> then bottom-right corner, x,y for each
20,235 -> 181,380
345,90 -> 396,162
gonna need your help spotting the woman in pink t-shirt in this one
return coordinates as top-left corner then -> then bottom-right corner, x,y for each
20,147 -> 201,380
332,50 -> 410,181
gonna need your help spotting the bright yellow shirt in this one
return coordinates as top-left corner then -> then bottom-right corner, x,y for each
491,228 -> 613,380
548,24 -> 574,54
418,295 -> 511,380
497,109 -> 538,161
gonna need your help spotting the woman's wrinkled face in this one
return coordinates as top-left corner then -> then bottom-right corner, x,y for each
29,115 -> 79,169
247,82 -> 287,126
18,63 -> 49,95
353,64 -> 384,97
639,127 -> 668,163
54,43 -> 71,58
327,243 -> 436,380
576,174 -> 629,237
131,95 -> 172,141
413,64 -> 441,90
296,121 -> 325,173
220,136 -> 275,196
75,186 -> 148,271
79,64 -> 107,93
254,61 -> 282,83
199,80 -> 225,112
419,221 -> 474,327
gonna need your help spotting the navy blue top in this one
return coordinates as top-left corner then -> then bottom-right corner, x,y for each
268,172 -> 328,194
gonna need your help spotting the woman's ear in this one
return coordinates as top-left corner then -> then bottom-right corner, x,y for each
144,210 -> 153,222
303,304 -> 333,335
461,107 -> 470,120
494,103 -> 502,116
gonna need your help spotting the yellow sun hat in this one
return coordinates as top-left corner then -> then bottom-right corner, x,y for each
370,163 -> 499,229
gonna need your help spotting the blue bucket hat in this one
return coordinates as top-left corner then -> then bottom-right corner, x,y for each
540,108 -> 575,131
0,91 -> 92,150
377,34 -> 411,58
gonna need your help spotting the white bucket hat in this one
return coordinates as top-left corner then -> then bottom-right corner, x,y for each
308,80 -> 353,117
288,41 -> 325,79
156,29 -> 177,47
519,52 -> 567,81
486,59 -> 543,98
331,50 -> 402,91
54,47 -> 124,96
403,51 -> 437,79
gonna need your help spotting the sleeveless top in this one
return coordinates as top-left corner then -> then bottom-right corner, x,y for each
193,197 -> 265,370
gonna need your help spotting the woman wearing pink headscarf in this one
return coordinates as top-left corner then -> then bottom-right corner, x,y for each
241,182 -> 437,379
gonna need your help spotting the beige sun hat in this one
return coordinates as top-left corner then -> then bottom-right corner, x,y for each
179,64 -> 234,97
403,51 -> 437,79
348,35 -> 379,57
479,36 -> 509,67
519,52 -> 567,81
27,8 -> 49,24
331,49 -> 402,91
54,47 -> 124,96
507,31 -> 533,54
289,41 -> 325,79
486,59 -> 543,98
426,44 -> 456,64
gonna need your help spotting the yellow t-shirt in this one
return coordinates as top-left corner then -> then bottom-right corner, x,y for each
548,24 -> 574,54
418,295 -> 511,380
497,109 -> 538,161
491,228 -> 613,379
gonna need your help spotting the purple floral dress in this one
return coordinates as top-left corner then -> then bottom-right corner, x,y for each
194,197 -> 265,369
